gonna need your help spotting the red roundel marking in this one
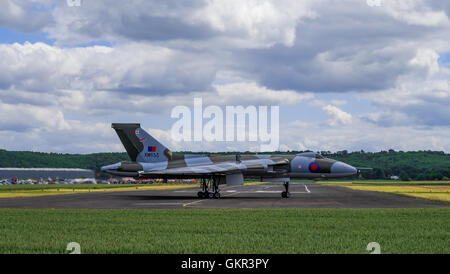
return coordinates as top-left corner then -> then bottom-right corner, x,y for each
308,162 -> 320,173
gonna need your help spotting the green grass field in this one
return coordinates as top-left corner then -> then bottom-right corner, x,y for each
0,208 -> 448,254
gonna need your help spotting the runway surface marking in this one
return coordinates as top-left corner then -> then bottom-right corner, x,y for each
175,184 -> 311,194
305,185 -> 311,193
0,182 -> 448,209
255,184 -> 310,194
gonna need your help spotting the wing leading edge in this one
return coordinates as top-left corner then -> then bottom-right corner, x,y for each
139,157 -> 290,177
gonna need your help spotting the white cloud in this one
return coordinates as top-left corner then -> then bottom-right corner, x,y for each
0,0 -> 450,153
281,118 -> 450,152
362,49 -> 450,127
0,100 -> 69,131
383,0 -> 450,27
330,99 -> 347,106
212,82 -> 313,105
193,0 -> 316,47
322,105 -> 353,126
0,42 -> 217,95
0,0 -> 53,32
409,48 -> 440,76
37,0 -> 317,48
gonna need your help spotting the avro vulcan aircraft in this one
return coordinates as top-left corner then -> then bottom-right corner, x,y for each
102,123 -> 358,198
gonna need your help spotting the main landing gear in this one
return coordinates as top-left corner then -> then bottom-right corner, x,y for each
281,181 -> 291,198
197,177 -> 221,199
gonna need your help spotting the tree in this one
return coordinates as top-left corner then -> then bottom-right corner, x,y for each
399,171 -> 410,181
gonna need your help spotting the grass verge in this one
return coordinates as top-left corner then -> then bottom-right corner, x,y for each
0,208 -> 448,254
0,184 -> 197,198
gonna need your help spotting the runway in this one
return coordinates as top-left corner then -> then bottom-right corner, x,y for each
0,182 -> 448,209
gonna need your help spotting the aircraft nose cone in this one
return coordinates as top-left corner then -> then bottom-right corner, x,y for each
331,161 -> 357,175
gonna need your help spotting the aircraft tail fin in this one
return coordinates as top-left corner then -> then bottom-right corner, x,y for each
111,123 -> 172,163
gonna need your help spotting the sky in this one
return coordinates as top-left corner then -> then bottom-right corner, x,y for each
0,0 -> 449,154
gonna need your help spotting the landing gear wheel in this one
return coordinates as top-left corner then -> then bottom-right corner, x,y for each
198,177 -> 221,199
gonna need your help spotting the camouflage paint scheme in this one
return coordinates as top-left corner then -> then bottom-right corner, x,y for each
101,124 -> 357,180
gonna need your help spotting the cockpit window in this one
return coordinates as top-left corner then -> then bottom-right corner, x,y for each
296,152 -> 325,159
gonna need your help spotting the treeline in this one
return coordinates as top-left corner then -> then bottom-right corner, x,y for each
324,150 -> 449,181
0,150 -> 130,174
0,149 -> 448,180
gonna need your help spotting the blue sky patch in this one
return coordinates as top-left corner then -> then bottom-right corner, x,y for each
0,27 -> 54,45
438,52 -> 450,68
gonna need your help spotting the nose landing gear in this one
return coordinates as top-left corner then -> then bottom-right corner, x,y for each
281,181 -> 291,198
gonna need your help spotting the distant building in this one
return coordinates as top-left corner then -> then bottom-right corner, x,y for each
390,175 -> 400,180
0,168 -> 95,180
